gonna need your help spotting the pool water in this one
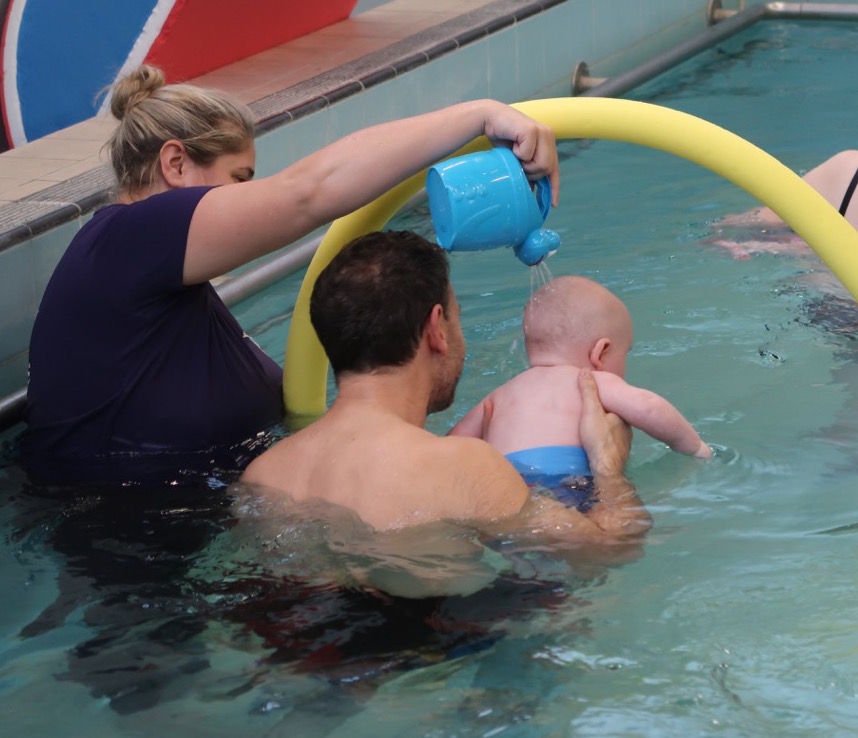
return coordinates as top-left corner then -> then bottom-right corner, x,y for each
4,19 -> 858,737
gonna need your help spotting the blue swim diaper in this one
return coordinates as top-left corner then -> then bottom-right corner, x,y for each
505,446 -> 594,512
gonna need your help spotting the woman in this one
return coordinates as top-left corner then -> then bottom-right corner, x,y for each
737,149 -> 858,229
22,65 -> 559,482
710,149 -> 858,259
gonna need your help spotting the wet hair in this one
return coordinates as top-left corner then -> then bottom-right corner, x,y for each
310,231 -> 451,375
524,275 -> 630,361
106,65 -> 254,191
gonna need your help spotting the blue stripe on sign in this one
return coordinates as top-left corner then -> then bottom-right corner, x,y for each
16,0 -> 159,141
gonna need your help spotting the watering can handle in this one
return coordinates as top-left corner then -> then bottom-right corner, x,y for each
533,177 -> 552,221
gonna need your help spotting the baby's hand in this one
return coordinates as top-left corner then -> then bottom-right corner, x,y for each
480,398 -> 494,438
694,441 -> 713,459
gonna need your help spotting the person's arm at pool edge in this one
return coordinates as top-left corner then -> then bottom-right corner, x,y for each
183,101 -> 559,284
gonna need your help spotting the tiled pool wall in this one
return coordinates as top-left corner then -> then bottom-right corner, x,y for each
0,0 -> 725,406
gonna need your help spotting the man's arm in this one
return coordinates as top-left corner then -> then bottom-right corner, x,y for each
575,369 -> 653,540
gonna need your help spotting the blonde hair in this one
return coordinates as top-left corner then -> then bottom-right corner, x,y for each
523,275 -> 631,362
106,65 -> 254,191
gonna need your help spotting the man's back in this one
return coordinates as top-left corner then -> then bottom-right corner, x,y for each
242,402 -> 528,530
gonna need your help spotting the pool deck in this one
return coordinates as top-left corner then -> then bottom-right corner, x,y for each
0,0 -> 563,251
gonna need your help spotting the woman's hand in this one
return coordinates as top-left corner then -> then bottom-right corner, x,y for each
481,101 -> 560,205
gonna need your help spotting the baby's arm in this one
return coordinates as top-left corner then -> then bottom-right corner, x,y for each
448,397 -> 490,439
594,373 -> 711,458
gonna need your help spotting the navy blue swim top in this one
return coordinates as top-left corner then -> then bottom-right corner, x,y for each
839,167 -> 858,216
23,187 -> 283,483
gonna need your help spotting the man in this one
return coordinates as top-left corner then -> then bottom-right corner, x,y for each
242,231 -> 650,545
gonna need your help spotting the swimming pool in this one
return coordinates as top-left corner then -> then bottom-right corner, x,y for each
3,18 -> 858,736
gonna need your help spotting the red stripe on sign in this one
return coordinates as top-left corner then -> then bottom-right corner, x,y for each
144,0 -> 358,82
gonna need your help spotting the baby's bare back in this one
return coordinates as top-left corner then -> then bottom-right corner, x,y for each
482,365 -> 584,454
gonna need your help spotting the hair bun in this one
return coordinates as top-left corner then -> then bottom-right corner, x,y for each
110,65 -> 166,120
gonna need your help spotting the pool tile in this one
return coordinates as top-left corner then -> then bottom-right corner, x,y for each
0,352 -> 28,397
0,242 -> 37,359
486,27 -> 524,101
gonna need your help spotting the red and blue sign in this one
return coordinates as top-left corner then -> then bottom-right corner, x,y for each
0,0 -> 357,151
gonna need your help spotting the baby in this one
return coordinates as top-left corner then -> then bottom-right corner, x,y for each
449,276 -> 711,499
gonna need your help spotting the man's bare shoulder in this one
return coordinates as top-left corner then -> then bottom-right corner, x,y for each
427,435 -> 529,520
241,435 -> 294,486
240,420 -> 327,487
432,432 -> 501,457
241,412 -> 528,527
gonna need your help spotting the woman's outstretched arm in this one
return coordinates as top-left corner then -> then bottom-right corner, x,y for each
184,100 -> 559,284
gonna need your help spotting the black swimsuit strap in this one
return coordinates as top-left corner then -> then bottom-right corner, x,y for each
838,166 -> 858,216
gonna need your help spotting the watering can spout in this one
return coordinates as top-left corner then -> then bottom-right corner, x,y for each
514,228 -> 560,266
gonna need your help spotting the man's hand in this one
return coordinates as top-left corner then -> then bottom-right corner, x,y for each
578,369 -> 651,539
578,369 -> 631,478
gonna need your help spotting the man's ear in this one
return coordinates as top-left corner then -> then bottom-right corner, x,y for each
588,337 -> 611,370
158,139 -> 190,188
424,303 -> 448,354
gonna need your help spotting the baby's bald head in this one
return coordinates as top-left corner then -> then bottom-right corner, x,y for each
523,276 -> 632,372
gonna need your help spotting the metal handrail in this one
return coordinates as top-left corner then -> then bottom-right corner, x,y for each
707,0 -> 748,24
764,2 -> 858,20
573,4 -> 766,96
572,2 -> 858,96
0,388 -> 26,430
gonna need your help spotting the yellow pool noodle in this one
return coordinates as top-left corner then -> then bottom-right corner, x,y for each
283,97 -> 858,417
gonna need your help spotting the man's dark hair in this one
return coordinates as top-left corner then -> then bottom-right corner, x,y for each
310,230 -> 451,375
